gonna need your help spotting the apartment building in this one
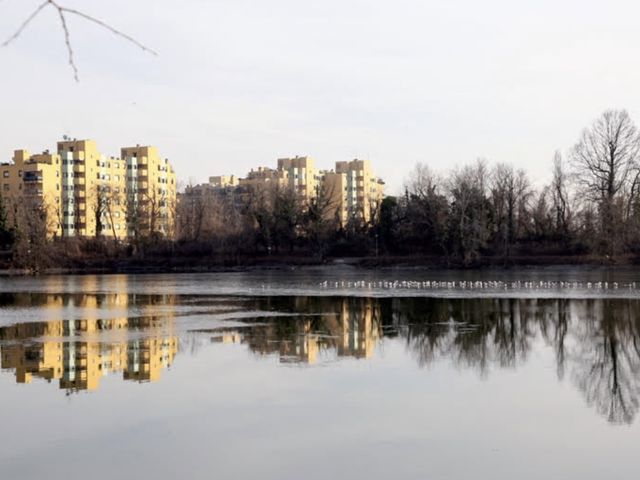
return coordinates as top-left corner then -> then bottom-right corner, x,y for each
277,156 -> 318,200
0,149 -> 63,238
121,145 -> 177,238
209,175 -> 239,189
239,166 -> 286,189
324,159 -> 385,226
205,156 -> 384,226
0,139 -> 176,239
57,139 -> 128,238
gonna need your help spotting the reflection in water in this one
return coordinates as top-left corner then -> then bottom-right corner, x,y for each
2,289 -> 640,425
0,292 -> 178,393
218,296 -> 640,425
215,297 -> 380,364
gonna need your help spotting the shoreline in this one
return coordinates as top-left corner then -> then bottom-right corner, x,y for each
0,253 -> 636,276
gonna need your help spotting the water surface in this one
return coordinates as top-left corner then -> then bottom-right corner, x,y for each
0,270 -> 638,479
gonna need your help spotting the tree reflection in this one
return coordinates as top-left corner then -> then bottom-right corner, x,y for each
3,290 -> 640,424
391,297 -> 640,425
569,300 -> 640,424
234,295 -> 640,424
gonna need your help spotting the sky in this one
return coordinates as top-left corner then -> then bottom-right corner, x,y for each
2,0 -> 640,194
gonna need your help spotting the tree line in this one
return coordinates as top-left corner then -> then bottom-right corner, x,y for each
175,108 -> 640,265
381,109 -> 640,264
3,108 -> 640,269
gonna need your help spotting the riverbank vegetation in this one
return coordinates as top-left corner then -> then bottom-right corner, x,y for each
3,108 -> 640,272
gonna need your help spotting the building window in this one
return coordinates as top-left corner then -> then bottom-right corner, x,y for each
2,171 -> 8,178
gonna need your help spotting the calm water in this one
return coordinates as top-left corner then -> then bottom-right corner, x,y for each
1,268 -> 639,479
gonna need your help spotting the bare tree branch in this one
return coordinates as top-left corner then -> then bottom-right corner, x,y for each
60,6 -> 158,56
1,1 -> 49,47
2,0 -> 156,81
54,3 -> 78,82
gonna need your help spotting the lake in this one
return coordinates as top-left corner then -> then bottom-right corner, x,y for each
1,267 -> 639,479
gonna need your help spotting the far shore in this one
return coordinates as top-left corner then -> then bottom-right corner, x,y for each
1,253 -> 637,277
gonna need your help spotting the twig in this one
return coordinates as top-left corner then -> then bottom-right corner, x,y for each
60,6 -> 158,56
54,2 -> 77,81
1,1 -> 48,47
2,0 -> 156,81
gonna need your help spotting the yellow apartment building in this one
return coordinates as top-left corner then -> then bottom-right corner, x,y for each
0,139 -> 176,239
0,149 -> 63,237
207,156 -> 384,226
239,166 -> 286,189
209,175 -> 239,189
323,159 -> 385,226
57,139 -> 129,238
121,145 -> 177,238
277,156 -> 318,201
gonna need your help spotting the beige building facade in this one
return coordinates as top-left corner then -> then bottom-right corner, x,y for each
121,145 -> 176,238
0,139 -> 176,239
207,156 -> 384,226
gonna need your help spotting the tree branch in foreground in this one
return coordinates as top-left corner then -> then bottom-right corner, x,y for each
2,0 -> 157,81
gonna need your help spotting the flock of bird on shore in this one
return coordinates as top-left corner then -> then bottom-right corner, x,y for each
315,280 -> 639,291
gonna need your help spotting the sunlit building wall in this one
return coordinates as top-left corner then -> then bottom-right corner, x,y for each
0,140 -> 176,239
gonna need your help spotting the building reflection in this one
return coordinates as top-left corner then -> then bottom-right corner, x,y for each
4,281 -> 640,426
0,288 -> 178,393
209,296 -> 640,425
212,297 -> 381,364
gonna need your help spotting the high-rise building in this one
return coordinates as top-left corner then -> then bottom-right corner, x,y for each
0,149 -> 63,238
323,159 -> 385,226
204,156 -> 385,226
57,139 -> 128,238
0,139 -> 176,239
121,145 -> 177,238
277,156 -> 318,201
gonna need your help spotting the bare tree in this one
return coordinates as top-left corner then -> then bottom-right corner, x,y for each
447,160 -> 491,265
572,109 -> 640,255
551,151 -> 571,240
304,181 -> 340,260
490,163 -> 532,260
404,163 -> 449,255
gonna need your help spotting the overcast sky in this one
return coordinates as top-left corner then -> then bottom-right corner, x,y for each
2,0 -> 640,193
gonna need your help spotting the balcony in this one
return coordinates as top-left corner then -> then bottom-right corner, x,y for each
22,171 -> 43,183
73,164 -> 85,173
